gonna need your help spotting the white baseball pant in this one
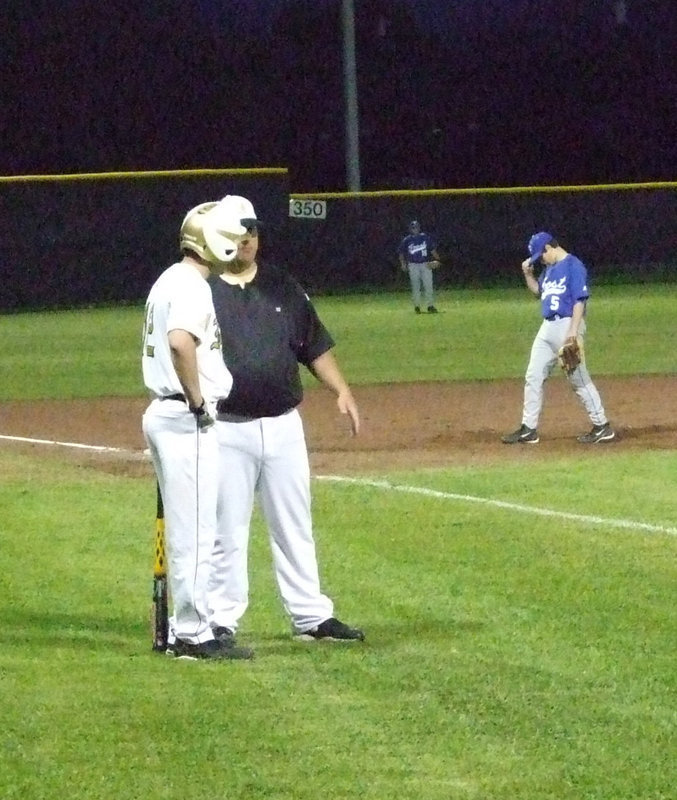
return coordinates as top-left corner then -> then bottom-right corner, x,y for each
208,408 -> 333,634
143,399 -> 220,645
407,262 -> 435,308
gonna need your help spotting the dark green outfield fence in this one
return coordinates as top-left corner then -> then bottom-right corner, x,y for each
287,183 -> 677,294
0,168 -> 290,311
1,171 -> 675,311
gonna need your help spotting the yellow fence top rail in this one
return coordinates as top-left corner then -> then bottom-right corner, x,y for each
291,181 -> 677,199
0,167 -> 288,183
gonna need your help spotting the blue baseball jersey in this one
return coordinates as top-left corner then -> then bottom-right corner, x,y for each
538,254 -> 589,319
398,232 -> 437,264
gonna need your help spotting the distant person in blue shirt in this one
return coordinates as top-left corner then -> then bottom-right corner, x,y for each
502,231 -> 615,445
397,220 -> 441,314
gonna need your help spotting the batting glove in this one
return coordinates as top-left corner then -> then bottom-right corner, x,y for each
189,400 -> 215,431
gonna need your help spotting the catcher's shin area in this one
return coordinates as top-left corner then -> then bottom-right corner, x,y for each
151,482 -> 169,652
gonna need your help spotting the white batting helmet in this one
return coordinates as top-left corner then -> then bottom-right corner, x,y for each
179,201 -> 247,264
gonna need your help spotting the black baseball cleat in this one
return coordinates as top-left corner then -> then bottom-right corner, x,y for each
501,424 -> 539,444
427,305 -> 438,313
212,625 -> 237,642
577,423 -> 615,444
212,626 -> 255,659
167,634 -> 254,660
295,617 -> 365,642
414,306 -> 421,314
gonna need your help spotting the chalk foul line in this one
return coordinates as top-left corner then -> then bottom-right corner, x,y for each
2,433 -> 674,537
0,433 -> 128,452
315,474 -> 677,537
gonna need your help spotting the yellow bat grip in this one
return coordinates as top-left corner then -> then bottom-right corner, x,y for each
153,483 -> 166,578
154,516 -> 166,578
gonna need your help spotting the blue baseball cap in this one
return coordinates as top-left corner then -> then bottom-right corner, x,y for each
527,231 -> 554,264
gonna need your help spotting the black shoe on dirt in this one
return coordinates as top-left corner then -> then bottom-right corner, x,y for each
501,424 -> 539,444
577,423 -> 615,444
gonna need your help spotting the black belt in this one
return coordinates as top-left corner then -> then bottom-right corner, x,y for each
545,314 -> 570,321
216,399 -> 292,417
160,393 -> 186,402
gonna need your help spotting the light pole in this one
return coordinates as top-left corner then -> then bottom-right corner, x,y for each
342,0 -> 361,191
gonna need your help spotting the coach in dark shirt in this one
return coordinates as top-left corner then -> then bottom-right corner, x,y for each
206,194 -> 365,645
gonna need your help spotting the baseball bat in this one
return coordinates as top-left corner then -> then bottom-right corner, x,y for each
151,482 -> 169,652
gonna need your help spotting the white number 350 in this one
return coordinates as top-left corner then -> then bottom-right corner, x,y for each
289,199 -> 327,219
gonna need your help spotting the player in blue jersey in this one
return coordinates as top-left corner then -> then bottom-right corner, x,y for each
502,232 -> 615,445
397,220 -> 441,313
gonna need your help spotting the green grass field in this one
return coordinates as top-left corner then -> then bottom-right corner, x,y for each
1,286 -> 676,799
3,283 -> 677,401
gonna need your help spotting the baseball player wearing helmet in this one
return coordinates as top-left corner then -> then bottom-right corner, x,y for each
502,232 -> 615,445
397,219 -> 441,314
206,195 -> 365,643
141,200 -> 254,660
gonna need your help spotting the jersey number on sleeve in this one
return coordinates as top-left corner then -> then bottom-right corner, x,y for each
143,303 -> 155,358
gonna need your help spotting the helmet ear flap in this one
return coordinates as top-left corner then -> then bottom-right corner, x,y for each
202,205 -> 247,263
202,226 -> 238,263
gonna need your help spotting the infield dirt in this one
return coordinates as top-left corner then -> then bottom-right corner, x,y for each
2,376 -> 675,476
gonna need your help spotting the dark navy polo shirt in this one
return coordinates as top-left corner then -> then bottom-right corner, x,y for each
208,264 -> 334,417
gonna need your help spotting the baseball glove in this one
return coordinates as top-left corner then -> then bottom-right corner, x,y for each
427,260 -> 441,270
558,336 -> 582,373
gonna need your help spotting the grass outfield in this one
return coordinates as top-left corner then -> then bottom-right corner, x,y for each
2,283 -> 677,401
1,286 -> 676,799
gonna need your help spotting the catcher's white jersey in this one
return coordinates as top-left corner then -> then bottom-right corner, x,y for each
142,262 -> 232,402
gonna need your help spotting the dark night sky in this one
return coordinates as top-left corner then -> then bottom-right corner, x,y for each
3,0 -> 675,191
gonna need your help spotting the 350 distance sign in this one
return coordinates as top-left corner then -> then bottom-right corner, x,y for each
289,199 -> 327,219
